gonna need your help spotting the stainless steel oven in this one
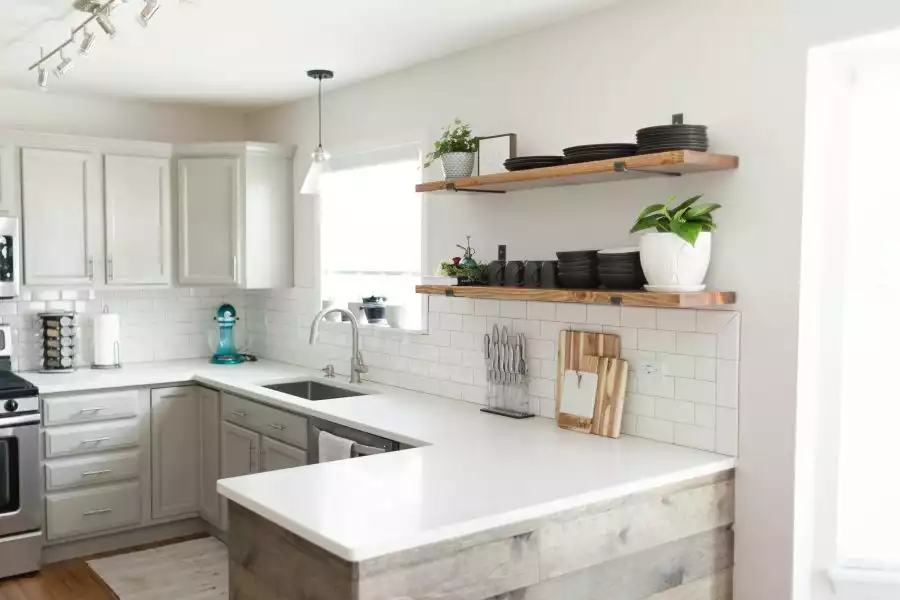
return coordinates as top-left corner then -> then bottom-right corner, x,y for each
0,378 -> 42,579
0,218 -> 20,299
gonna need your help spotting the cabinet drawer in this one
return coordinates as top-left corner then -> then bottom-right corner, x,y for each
47,482 -> 141,540
45,420 -> 140,458
44,390 -> 140,426
222,394 -> 307,449
45,451 -> 140,492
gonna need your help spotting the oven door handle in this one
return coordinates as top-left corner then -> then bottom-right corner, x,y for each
0,414 -> 40,428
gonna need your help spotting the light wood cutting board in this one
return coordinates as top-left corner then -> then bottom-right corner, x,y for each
555,331 -> 627,437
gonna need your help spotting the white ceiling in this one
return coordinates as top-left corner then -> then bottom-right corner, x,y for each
0,0 -> 612,107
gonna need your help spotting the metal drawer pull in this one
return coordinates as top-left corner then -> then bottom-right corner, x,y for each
79,407 -> 107,413
82,469 -> 112,477
83,508 -> 112,516
267,423 -> 286,431
231,410 -> 247,418
80,437 -> 111,444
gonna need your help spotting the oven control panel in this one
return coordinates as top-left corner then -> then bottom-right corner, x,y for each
0,396 -> 38,415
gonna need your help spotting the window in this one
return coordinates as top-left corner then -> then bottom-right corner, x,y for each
318,145 -> 423,330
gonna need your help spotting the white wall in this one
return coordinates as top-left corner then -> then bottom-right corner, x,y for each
247,1 -> 799,598
0,87 -> 246,142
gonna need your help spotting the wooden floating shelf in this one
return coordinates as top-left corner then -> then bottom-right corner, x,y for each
415,150 -> 739,194
416,285 -> 736,309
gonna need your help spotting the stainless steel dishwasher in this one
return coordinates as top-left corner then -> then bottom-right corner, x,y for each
308,417 -> 400,463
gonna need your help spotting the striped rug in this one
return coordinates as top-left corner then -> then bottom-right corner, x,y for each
88,537 -> 228,599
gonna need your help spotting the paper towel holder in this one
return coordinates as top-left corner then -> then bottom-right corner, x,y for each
91,340 -> 121,370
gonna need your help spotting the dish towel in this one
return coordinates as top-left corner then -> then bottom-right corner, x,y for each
319,431 -> 354,463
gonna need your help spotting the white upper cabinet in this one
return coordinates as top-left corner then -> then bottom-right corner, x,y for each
177,157 -> 240,286
176,143 -> 294,289
21,148 -> 102,286
0,144 -> 16,216
104,155 -> 171,286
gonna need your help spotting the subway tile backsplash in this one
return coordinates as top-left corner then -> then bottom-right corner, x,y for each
246,290 -> 741,457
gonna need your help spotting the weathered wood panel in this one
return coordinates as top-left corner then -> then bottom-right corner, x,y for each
645,569 -> 733,600
357,531 -> 539,600
539,478 -> 735,580
228,502 -> 355,600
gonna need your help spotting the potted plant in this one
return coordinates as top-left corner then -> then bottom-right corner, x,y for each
424,118 -> 479,180
438,236 -> 487,285
630,195 -> 721,291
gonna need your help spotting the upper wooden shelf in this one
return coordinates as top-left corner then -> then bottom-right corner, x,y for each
416,285 -> 736,309
415,150 -> 738,194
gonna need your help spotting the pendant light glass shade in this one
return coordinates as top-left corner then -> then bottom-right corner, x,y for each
299,69 -> 334,195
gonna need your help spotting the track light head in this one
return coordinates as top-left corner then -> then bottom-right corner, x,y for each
137,0 -> 160,27
79,29 -> 97,55
97,12 -> 116,38
37,67 -> 49,91
53,52 -> 74,78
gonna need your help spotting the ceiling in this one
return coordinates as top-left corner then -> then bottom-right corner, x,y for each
0,0 -> 612,107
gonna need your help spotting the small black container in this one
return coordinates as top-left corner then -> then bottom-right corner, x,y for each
505,261 -> 525,287
540,261 -> 559,288
361,296 -> 387,322
488,261 -> 506,287
523,261 -> 542,288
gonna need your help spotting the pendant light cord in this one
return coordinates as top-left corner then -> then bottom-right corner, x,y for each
317,77 -> 323,149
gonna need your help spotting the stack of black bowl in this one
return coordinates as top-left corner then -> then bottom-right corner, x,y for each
596,248 -> 647,290
556,250 -> 599,289
636,124 -> 709,154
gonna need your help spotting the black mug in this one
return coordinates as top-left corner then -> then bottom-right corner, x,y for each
505,261 -> 525,287
488,261 -> 506,286
523,261 -> 542,288
540,261 -> 559,288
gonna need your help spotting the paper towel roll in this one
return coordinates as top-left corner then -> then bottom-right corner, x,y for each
93,313 -> 120,367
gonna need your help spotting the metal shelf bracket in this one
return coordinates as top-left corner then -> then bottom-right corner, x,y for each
443,182 -> 506,194
613,162 -> 682,178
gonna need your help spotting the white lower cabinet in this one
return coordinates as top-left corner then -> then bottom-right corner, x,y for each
198,387 -> 220,527
45,451 -> 140,493
221,421 -> 259,478
150,387 -> 200,520
261,436 -> 308,472
46,482 -> 141,541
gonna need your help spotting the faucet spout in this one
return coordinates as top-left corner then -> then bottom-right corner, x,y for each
308,307 -> 367,384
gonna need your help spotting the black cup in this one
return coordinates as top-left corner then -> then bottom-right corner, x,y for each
540,261 -> 559,288
523,261 -> 542,288
488,261 -> 506,286
505,261 -> 525,287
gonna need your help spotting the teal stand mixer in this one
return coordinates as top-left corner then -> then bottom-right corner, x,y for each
210,303 -> 245,365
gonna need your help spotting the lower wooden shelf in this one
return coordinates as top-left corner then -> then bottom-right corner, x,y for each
415,285 -> 736,308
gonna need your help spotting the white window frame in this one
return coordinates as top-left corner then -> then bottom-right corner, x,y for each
314,142 -> 428,333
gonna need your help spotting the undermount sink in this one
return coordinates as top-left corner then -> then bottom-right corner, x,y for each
263,380 -> 368,401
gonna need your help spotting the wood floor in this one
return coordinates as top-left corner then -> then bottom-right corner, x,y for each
0,533 -> 210,600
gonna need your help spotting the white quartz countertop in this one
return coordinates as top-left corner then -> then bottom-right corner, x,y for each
22,359 -> 735,562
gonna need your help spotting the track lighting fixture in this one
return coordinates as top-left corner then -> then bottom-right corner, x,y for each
54,51 -> 74,78
137,0 -> 160,27
37,67 -> 49,90
79,28 -> 97,55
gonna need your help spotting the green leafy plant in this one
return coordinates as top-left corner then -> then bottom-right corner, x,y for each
630,195 -> 721,246
424,118 -> 478,168
439,261 -> 488,284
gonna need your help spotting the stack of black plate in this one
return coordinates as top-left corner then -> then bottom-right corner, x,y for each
504,156 -> 564,171
562,143 -> 638,164
557,250 -> 599,289
636,124 -> 709,154
596,248 -> 647,290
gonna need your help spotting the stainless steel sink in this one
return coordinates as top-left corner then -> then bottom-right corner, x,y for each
263,380 -> 367,401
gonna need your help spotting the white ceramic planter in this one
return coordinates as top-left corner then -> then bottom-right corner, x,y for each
440,152 -> 475,179
639,231 -> 712,290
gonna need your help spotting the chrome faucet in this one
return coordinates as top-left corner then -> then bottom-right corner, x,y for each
309,308 -> 368,384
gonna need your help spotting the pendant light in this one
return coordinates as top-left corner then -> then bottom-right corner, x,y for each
300,69 -> 334,195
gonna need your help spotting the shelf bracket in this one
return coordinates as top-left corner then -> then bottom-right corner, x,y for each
613,162 -> 682,178
443,183 -> 506,194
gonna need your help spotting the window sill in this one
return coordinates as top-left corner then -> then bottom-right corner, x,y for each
829,566 -> 900,599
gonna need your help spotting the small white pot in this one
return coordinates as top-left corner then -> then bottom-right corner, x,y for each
639,231 -> 712,289
440,152 -> 475,179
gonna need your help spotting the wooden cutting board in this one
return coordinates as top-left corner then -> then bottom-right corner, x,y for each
556,331 -> 628,437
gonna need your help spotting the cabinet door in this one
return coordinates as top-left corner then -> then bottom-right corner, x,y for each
150,387 -> 200,520
0,144 -> 16,216
104,155 -> 171,285
198,387 -> 220,527
21,148 -> 100,285
177,158 -> 240,286
261,436 -> 307,472
221,421 -> 259,478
